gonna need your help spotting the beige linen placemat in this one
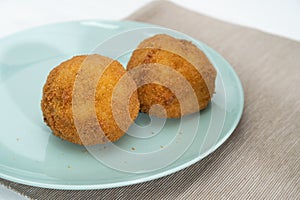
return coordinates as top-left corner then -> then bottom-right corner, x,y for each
1,1 -> 299,199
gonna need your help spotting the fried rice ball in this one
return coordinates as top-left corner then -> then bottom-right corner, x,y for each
41,54 -> 140,146
127,34 -> 216,118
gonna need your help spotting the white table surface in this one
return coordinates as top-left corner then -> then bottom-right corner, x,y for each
1,0 -> 300,41
0,0 -> 299,199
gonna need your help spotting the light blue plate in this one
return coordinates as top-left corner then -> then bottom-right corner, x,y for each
0,20 -> 244,189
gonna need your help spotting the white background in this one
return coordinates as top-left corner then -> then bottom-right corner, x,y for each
0,0 -> 299,199
0,0 -> 300,41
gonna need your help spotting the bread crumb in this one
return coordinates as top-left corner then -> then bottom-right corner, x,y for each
82,149 -> 88,153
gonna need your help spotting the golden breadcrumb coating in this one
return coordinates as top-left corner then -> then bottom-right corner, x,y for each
127,34 -> 216,118
41,54 -> 139,145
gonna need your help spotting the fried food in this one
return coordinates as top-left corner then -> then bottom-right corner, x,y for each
41,54 -> 139,145
127,34 -> 216,118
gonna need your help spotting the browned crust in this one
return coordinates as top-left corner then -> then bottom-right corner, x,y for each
127,34 -> 216,118
41,54 -> 140,145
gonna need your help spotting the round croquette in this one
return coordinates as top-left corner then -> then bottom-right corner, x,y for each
41,54 -> 140,145
127,34 -> 217,118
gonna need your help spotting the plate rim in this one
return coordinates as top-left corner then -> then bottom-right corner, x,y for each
0,19 -> 244,190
